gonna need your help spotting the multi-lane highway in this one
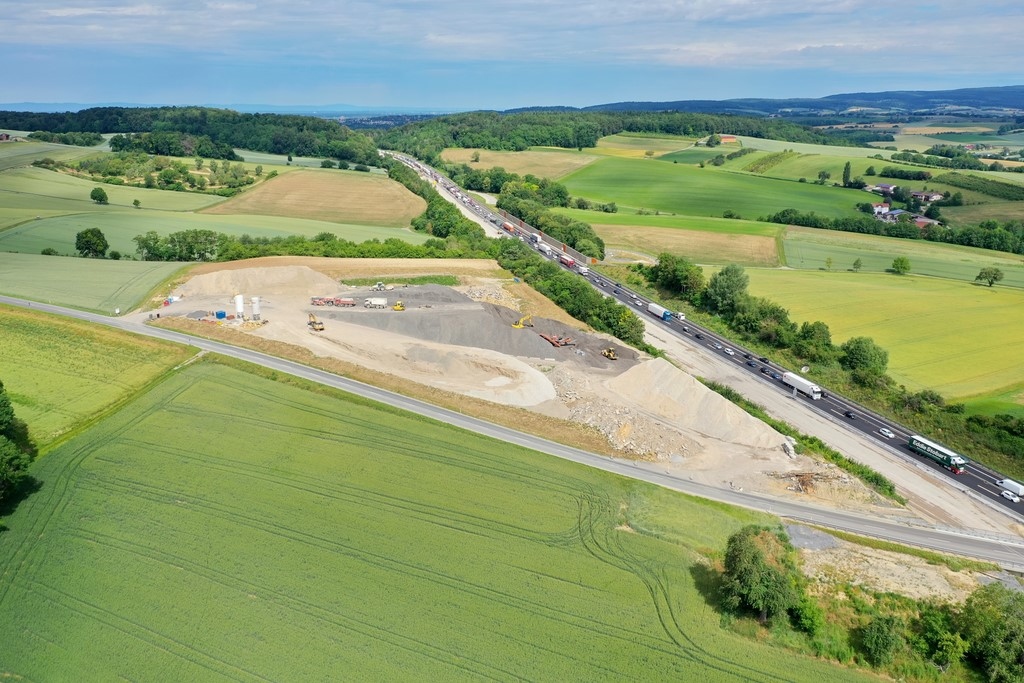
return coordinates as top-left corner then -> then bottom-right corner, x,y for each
3,293 -> 1024,570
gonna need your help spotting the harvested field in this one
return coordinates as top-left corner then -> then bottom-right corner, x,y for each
200,169 -> 425,227
440,148 -> 598,179
186,256 -> 504,280
596,223 -> 780,266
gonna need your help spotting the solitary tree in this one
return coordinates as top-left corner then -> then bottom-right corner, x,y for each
842,161 -> 852,187
470,151 -> 481,162
722,525 -> 800,623
840,336 -> 889,376
132,199 -> 141,209
254,165 -> 263,176
89,187 -> 108,204
852,258 -> 863,272
75,228 -> 109,258
704,263 -> 749,317
891,256 -> 911,275
862,615 -> 905,667
975,267 -> 1005,287
825,257 -> 833,271
817,170 -> 831,184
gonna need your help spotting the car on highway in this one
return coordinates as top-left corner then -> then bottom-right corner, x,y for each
758,357 -> 769,364
724,348 -> 735,356
746,360 -> 758,368
712,342 -> 723,350
1001,489 -> 1021,503
770,372 -> 782,380
743,353 -> 752,359
695,333 -> 704,340
633,300 -> 644,307
879,427 -> 896,439
844,410 -> 857,419
760,367 -> 770,374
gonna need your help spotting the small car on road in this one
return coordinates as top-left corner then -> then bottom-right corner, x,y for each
844,410 -> 856,419
1001,489 -> 1021,503
746,360 -> 758,368
879,427 -> 896,439
724,348 -> 735,356
713,342 -> 723,350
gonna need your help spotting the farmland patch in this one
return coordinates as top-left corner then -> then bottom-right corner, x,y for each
0,304 -> 192,446
0,359 -> 873,681
200,168 -> 425,227
440,148 -> 599,179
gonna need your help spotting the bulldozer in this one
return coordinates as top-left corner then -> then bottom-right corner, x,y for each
307,313 -> 325,331
392,300 -> 406,311
601,347 -> 618,360
512,314 -> 533,329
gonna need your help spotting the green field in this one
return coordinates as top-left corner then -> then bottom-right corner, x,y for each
0,252 -> 185,313
560,156 -> 863,219
0,140 -> 101,171
0,304 -> 193,445
0,359 -> 873,681
782,226 -> 1024,288
743,268 -> 1024,402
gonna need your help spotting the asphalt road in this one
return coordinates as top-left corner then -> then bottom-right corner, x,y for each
5,293 -> 1024,570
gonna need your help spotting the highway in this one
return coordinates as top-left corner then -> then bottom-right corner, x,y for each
4,293 -> 1024,571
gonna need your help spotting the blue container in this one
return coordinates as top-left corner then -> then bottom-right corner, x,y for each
215,310 -> 226,319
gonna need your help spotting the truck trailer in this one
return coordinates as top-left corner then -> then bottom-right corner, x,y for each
363,297 -> 388,309
647,302 -> 672,321
558,253 -> 575,268
997,479 -> 1024,496
781,372 -> 823,400
538,243 -> 552,256
908,435 -> 968,474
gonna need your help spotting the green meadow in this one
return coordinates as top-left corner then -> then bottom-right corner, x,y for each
0,139 -> 101,171
560,157 -> 862,219
0,252 -> 185,313
0,358 -> 873,682
0,304 -> 193,445
743,268 -> 1024,402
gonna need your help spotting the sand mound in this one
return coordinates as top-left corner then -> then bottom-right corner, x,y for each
180,266 -> 340,298
605,358 -> 786,450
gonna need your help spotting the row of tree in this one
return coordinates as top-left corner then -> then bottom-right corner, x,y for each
0,379 -> 36,509
721,525 -> 1024,680
26,131 -> 103,146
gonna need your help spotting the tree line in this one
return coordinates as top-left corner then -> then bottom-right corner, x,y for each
0,379 -> 36,510
373,110 -> 892,163
0,106 -> 380,164
26,131 -> 103,146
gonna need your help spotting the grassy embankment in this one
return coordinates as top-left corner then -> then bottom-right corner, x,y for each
0,352 -> 881,681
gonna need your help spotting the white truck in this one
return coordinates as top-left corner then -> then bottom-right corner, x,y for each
538,243 -> 552,256
782,372 -> 823,400
577,265 -> 590,276
647,302 -> 672,321
363,297 -> 388,308
997,479 -> 1024,496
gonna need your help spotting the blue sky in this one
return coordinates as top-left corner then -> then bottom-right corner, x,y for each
2,0 -> 1022,111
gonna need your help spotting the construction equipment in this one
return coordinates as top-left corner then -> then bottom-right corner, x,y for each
512,314 -> 533,329
392,300 -> 405,311
371,281 -> 386,291
307,313 -> 324,331
540,333 -> 577,347
601,348 -> 618,360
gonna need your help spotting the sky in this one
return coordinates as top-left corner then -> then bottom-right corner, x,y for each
2,0 -> 1023,111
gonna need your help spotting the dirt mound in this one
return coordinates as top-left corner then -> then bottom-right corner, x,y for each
180,265 -> 340,298
605,358 -> 786,450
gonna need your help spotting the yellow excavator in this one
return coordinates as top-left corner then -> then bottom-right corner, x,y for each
601,347 -> 618,360
512,314 -> 534,329
392,300 -> 406,311
308,313 -> 325,331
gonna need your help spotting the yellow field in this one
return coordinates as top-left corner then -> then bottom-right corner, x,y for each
200,168 -> 425,227
440,148 -> 599,179
594,134 -> 697,159
597,223 -> 779,266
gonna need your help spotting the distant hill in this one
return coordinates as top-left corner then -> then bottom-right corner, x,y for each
510,86 -> 1024,117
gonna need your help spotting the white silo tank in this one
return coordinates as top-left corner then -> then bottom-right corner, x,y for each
234,294 -> 245,316
251,296 -> 261,320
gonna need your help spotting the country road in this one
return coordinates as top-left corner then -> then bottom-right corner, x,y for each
5,294 -> 1024,571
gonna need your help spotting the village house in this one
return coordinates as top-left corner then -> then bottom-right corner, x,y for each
871,202 -> 890,215
873,183 -> 897,195
910,190 -> 944,203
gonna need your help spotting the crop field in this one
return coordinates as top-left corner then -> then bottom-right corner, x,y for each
232,149 -> 330,169
0,252 -> 185,313
594,133 -> 696,158
200,168 -> 426,227
0,140 -> 100,171
556,209 -> 781,264
743,268 -> 1024,402
939,200 -> 1024,226
560,157 -> 862,219
0,359 -> 873,682
781,226 -> 1024,288
0,304 -> 192,445
440,147 -> 599,178
733,136 -> 895,158
657,147 -> 732,164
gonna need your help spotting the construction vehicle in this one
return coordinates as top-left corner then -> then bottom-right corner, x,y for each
392,300 -> 406,311
512,314 -> 534,329
601,348 -> 618,360
307,313 -> 324,331
364,297 -> 388,308
540,333 -> 576,347
371,281 -> 386,291
311,296 -> 356,307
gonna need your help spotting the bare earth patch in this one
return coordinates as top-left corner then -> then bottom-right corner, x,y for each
439,148 -> 599,179
200,169 -> 425,226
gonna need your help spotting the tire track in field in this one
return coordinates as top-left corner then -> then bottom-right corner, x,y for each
63,528 -> 514,682
573,496 -> 791,682
21,578 -> 273,683
104,440 -> 584,547
73,476 -> 693,663
0,376 -> 193,607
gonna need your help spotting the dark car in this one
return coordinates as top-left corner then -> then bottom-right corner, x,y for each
743,353 -> 752,359
695,333 -> 704,340
770,372 -> 782,380
760,367 -> 770,374
746,360 -> 758,368
844,410 -> 856,419
682,326 -> 690,333
758,357 -> 769,364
